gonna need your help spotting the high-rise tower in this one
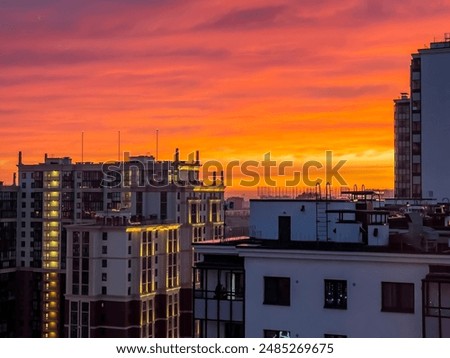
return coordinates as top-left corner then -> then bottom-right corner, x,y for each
394,34 -> 450,201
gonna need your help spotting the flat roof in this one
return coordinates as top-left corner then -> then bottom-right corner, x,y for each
250,199 -> 348,203
194,236 -> 450,255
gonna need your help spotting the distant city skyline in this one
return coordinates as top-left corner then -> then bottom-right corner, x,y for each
2,0 -> 450,191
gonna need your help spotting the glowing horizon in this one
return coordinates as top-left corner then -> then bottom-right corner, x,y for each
2,0 -> 450,194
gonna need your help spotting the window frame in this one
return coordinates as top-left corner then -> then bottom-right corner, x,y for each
381,282 -> 414,313
263,276 -> 290,306
324,279 -> 347,310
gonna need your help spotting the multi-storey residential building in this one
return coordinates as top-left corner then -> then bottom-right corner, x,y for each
193,194 -> 450,338
17,154 -> 106,337
394,93 -> 411,199
395,35 -> 450,200
0,182 -> 17,337
15,149 -> 224,338
64,220 -> 182,338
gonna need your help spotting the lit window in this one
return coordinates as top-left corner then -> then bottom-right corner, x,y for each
324,280 -> 347,309
264,329 -> 291,338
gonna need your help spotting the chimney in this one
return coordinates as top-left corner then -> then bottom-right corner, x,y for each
18,151 -> 22,165
13,173 -> 16,186
196,150 -> 200,163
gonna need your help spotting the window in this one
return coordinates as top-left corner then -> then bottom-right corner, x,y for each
226,272 -> 244,299
324,333 -> 347,338
264,329 -> 291,338
102,246 -> 107,254
264,276 -> 290,306
102,232 -> 108,241
102,259 -> 107,268
224,323 -> 244,338
102,273 -> 107,282
381,282 -> 414,313
324,280 -> 347,309
128,246 -> 131,255
102,286 -> 107,295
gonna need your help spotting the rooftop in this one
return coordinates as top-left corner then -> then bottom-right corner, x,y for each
194,233 -> 450,256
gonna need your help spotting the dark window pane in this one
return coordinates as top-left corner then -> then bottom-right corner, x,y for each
381,282 -> 414,313
264,276 -> 290,306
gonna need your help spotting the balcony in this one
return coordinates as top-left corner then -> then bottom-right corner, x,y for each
43,282 -> 58,292
44,301 -> 59,312
193,257 -> 245,337
194,290 -> 244,322
43,242 -> 59,251
43,261 -> 59,269
44,203 -> 60,210
44,222 -> 60,230
44,181 -> 61,189
44,212 -> 60,219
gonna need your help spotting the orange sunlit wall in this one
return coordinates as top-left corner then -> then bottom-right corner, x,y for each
1,0 -> 450,194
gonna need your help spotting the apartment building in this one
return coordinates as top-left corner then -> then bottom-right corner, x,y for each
193,194 -> 450,338
0,182 -> 17,337
14,149 -> 224,337
395,35 -> 450,200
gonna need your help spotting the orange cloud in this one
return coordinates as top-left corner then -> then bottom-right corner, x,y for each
1,0 -> 449,195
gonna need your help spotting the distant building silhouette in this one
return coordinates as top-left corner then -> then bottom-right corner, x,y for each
0,181 -> 17,337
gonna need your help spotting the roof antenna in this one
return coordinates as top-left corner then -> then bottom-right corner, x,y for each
81,132 -> 84,163
118,131 -> 121,161
156,129 -> 159,160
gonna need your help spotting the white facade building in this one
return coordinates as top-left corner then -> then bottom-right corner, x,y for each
65,220 -> 183,338
418,38 -> 450,201
194,197 -> 450,338
395,35 -> 450,201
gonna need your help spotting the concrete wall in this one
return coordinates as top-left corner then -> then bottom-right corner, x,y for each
244,251 -> 430,338
421,50 -> 450,201
250,200 -> 357,242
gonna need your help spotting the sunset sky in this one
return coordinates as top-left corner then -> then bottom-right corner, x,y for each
1,0 -> 450,195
